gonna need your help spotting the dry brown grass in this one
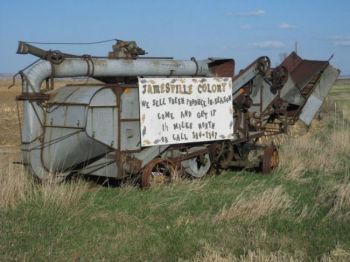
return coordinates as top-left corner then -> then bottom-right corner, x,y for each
0,153 -> 91,210
0,79 -> 21,146
214,185 -> 292,223
39,179 -> 91,210
191,244 -> 350,262
0,165 -> 33,209
190,245 -> 303,262
262,96 -> 350,181
277,116 -> 349,181
285,132 -> 348,179
295,204 -> 318,222
330,182 -> 350,214
319,180 -> 350,220
321,246 -> 350,262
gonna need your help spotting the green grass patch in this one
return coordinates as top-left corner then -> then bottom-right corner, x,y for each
0,85 -> 350,261
1,166 -> 350,261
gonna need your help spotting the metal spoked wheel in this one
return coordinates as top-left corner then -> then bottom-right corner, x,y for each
262,145 -> 279,174
141,158 -> 177,188
181,153 -> 211,178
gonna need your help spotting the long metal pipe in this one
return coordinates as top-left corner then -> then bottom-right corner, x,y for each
21,58 -> 212,93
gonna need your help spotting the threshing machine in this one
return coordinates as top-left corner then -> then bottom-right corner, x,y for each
15,41 -> 339,186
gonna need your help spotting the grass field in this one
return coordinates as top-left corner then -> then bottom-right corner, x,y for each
0,79 -> 349,261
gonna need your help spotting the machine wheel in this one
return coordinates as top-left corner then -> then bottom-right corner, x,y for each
181,154 -> 211,178
141,158 -> 177,188
262,145 -> 279,174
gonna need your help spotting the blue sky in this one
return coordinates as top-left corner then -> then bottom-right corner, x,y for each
1,0 -> 349,75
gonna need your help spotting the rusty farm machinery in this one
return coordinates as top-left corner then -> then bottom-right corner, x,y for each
15,40 -> 339,186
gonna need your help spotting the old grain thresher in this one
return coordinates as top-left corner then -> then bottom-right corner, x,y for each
15,41 -> 339,186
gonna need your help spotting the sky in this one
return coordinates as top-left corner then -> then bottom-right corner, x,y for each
0,0 -> 349,75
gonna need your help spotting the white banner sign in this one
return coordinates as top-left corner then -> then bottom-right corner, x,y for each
138,77 -> 234,146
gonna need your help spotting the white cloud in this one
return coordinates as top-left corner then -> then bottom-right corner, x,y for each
335,40 -> 350,46
333,36 -> 350,46
240,24 -> 252,30
279,23 -> 296,29
229,9 -> 265,17
250,41 -> 285,49
332,36 -> 350,40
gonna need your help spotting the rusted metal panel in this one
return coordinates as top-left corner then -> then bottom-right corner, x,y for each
208,58 -> 235,77
280,52 -> 302,73
120,121 -> 141,151
86,107 -> 118,148
281,52 -> 329,89
120,88 -> 140,119
299,95 -> 323,125
299,64 -> 340,124
46,105 -> 86,128
48,85 -> 104,105
279,52 -> 339,125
